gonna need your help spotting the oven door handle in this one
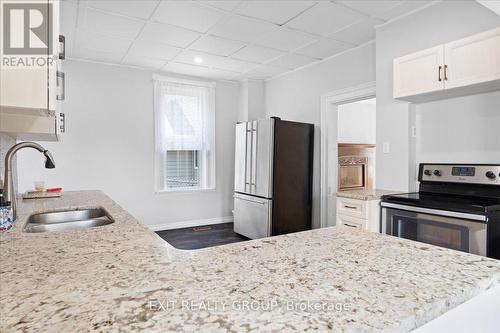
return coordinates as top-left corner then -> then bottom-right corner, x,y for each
380,202 -> 487,222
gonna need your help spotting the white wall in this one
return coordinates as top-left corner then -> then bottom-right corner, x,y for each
247,80 -> 266,120
416,90 -> 500,163
265,42 -> 376,228
338,99 -> 376,144
237,79 -> 266,122
376,0 -> 500,191
16,60 -> 240,227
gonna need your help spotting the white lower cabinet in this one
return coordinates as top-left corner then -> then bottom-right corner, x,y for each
336,197 -> 381,232
336,214 -> 366,229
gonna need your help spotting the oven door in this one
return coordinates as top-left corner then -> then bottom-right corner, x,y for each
381,204 -> 487,256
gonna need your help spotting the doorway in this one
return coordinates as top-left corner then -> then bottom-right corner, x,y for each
319,82 -> 376,228
337,98 -> 376,192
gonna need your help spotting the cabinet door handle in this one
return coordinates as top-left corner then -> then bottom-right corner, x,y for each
344,223 -> 358,228
59,35 -> 65,60
245,125 -> 252,190
438,65 -> 442,82
444,65 -> 448,81
59,113 -> 66,133
234,196 -> 265,205
56,71 -> 65,100
344,205 -> 357,209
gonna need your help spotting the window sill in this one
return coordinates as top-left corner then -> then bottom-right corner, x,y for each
155,187 -> 216,195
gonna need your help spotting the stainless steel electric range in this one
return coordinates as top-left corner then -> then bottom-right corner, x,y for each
381,164 -> 500,259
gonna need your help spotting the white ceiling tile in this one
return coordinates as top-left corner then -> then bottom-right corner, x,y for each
286,2 -> 365,36
231,45 -> 285,63
84,0 -> 160,20
75,30 -> 133,54
138,22 -> 201,48
268,53 -> 317,69
127,40 -> 181,60
162,62 -> 239,80
205,68 -> 241,80
174,50 -> 214,66
152,2 -> 225,33
294,39 -> 352,59
235,1 -> 316,25
122,54 -> 166,69
209,15 -> 278,43
189,35 -> 245,56
336,1 -> 403,17
245,65 -> 289,79
376,0 -> 433,21
163,62 -> 207,71
198,1 -> 241,12
77,7 -> 144,39
256,28 -> 317,51
72,47 -> 125,63
162,62 -> 209,75
198,67 -> 241,80
175,50 -> 255,72
329,17 -> 383,45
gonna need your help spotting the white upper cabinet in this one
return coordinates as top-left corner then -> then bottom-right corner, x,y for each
394,45 -> 445,98
444,28 -> 500,89
393,27 -> 500,102
0,69 -> 49,110
0,0 -> 65,141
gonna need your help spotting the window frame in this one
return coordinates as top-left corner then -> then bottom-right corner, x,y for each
153,75 -> 216,194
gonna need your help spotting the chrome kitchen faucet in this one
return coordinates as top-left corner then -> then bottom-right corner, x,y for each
2,142 -> 55,221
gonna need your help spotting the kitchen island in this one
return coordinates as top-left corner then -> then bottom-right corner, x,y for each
1,191 -> 500,332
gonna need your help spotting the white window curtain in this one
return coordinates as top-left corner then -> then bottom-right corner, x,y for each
154,77 -> 215,153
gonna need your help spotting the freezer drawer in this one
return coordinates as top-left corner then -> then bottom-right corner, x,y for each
233,193 -> 271,239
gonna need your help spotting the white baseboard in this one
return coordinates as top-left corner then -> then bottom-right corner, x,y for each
148,216 -> 234,232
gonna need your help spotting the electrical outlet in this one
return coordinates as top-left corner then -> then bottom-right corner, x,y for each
411,126 -> 417,137
383,142 -> 390,154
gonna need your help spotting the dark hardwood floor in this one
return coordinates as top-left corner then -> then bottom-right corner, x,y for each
156,223 -> 249,250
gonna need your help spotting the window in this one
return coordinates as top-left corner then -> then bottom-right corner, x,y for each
154,76 -> 215,192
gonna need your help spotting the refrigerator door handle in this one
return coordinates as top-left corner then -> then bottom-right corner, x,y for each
233,195 -> 266,204
251,121 -> 258,187
245,123 -> 252,190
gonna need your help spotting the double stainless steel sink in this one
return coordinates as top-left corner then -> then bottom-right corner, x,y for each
24,208 -> 114,233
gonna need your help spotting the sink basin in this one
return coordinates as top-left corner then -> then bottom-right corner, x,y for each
24,208 -> 114,233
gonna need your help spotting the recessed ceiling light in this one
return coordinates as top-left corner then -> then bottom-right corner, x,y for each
194,57 -> 203,64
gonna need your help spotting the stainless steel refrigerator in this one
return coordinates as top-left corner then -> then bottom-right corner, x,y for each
233,117 -> 314,239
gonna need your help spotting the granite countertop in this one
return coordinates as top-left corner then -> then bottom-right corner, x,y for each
336,189 -> 402,200
1,191 -> 500,332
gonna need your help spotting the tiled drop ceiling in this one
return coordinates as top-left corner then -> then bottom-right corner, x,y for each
62,0 -> 434,81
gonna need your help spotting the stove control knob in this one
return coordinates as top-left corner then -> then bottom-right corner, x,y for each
433,170 -> 442,177
486,171 -> 496,180
424,169 -> 432,176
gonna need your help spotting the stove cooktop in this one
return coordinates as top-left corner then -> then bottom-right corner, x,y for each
381,192 -> 500,215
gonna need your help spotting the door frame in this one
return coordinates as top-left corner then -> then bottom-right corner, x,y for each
319,81 -> 376,228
